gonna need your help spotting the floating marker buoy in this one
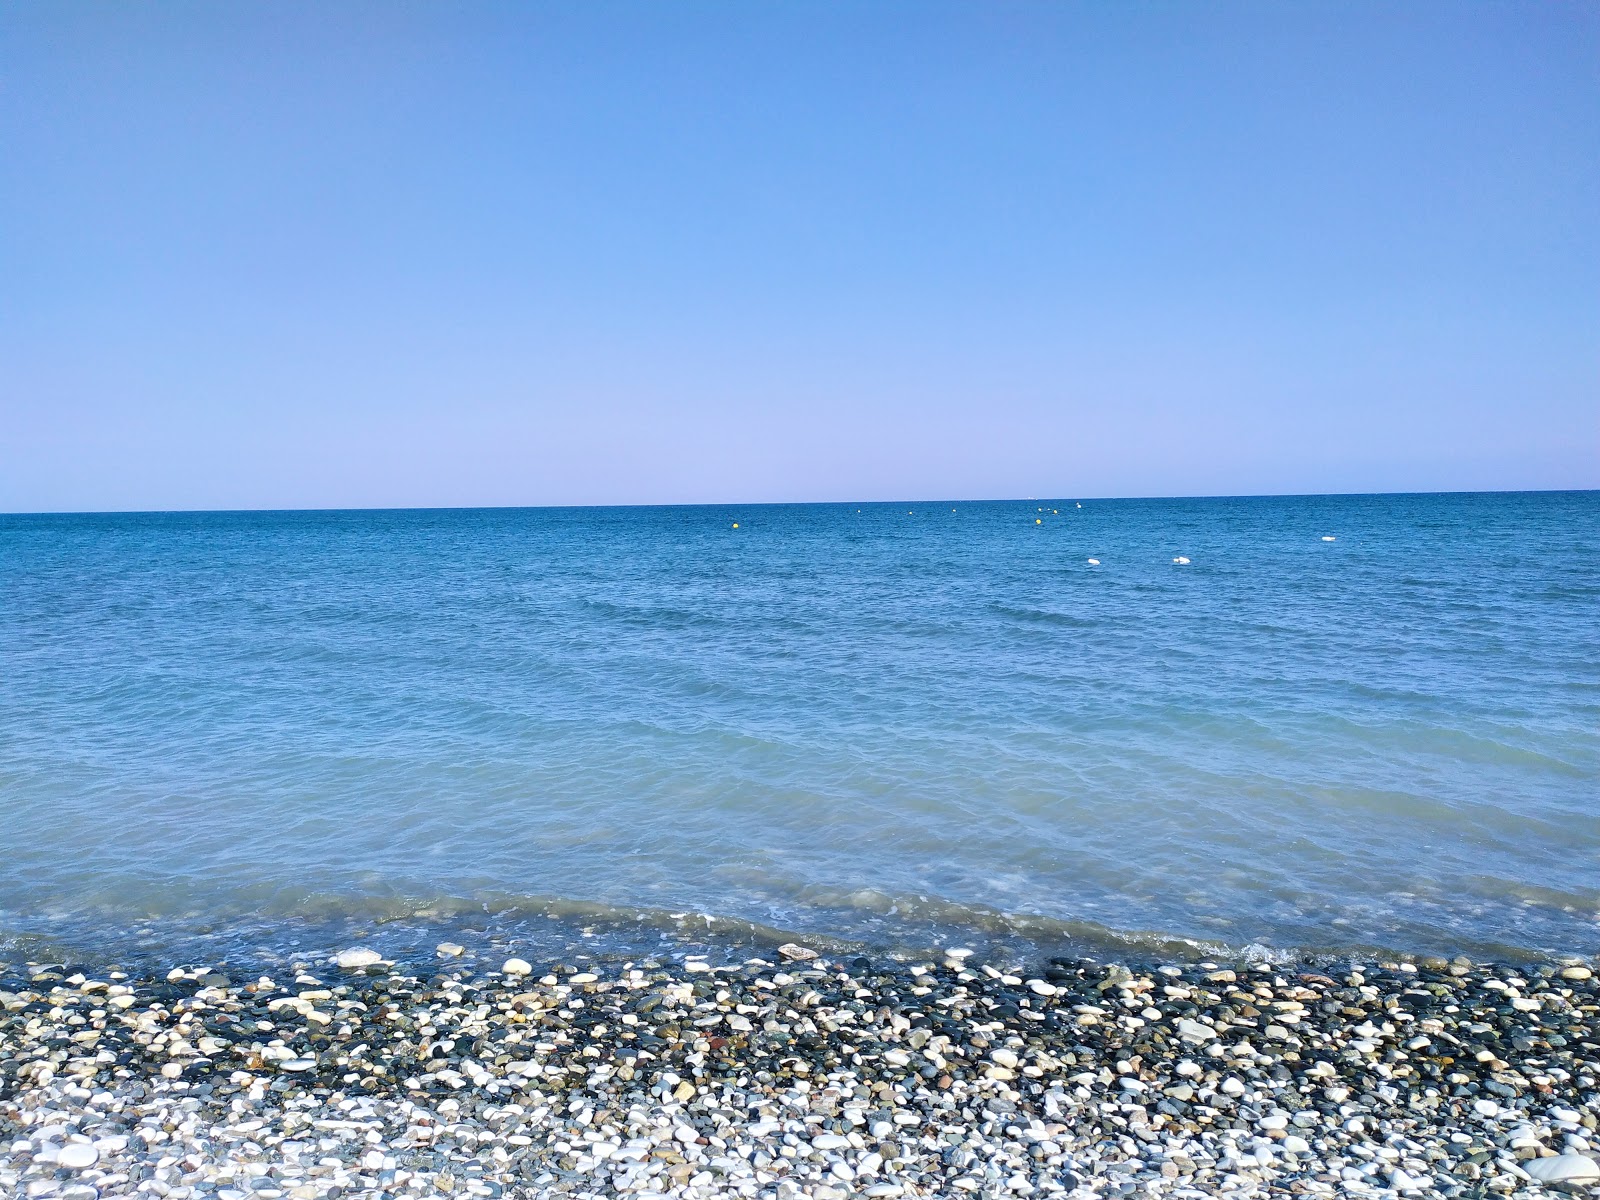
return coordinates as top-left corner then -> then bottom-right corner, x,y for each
1087,558 -> 1100,565
1076,503 -> 1082,508
732,523 -> 739,529
1035,518 -> 1042,524
1053,510 -> 1058,514
1322,536 -> 1336,542
1173,556 -> 1190,564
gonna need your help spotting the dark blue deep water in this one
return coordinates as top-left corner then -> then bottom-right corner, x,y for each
1,492 -> 1596,968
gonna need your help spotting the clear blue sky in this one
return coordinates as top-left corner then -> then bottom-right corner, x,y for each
2,1 -> 1595,511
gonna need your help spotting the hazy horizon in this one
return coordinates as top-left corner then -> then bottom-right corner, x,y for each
5,484 -> 1597,519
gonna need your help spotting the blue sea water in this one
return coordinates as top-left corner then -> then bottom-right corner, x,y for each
1,492 -> 1596,969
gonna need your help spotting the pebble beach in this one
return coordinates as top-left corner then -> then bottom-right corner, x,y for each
4,945 -> 1598,1200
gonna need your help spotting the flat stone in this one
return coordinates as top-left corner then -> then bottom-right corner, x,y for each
56,1143 -> 99,1169
1524,1155 -> 1600,1184
778,943 -> 819,961
334,948 -> 383,969
502,958 -> 533,975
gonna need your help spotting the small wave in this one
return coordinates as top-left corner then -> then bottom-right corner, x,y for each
987,604 -> 1101,629
1,887 -> 1587,975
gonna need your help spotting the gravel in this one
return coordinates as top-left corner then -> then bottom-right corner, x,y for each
2,948 -> 1597,1199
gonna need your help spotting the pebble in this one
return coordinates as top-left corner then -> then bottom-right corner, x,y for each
55,1142 -> 98,1169
1524,1154 -> 1600,1184
0,949 -> 1594,1200
332,947 -> 383,969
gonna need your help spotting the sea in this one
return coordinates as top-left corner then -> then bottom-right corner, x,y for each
1,492 -> 1596,973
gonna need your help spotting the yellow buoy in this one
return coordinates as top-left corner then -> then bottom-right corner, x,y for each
732,523 -> 739,529
1035,518 -> 1042,525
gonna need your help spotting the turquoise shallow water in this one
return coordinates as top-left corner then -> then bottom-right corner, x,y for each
1,492 -> 1596,967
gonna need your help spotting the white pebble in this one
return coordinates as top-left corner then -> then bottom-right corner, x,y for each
1524,1155 -> 1600,1185
57,1143 -> 98,1169
502,958 -> 533,975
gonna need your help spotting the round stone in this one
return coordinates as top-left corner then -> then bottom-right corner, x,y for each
57,1143 -> 99,1170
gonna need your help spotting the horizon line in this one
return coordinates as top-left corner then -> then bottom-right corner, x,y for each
2,485 -> 1594,519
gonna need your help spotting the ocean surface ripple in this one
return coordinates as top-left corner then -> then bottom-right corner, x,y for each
1,492 -> 1596,966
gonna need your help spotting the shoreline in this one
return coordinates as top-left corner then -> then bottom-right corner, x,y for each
5,898 -> 1593,982
2,949 -> 1597,1199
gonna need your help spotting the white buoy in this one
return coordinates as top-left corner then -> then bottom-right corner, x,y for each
1087,558 -> 1100,565
1173,556 -> 1190,565
1322,536 -> 1337,542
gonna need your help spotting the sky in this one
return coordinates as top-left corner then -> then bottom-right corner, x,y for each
1,1 -> 1596,511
